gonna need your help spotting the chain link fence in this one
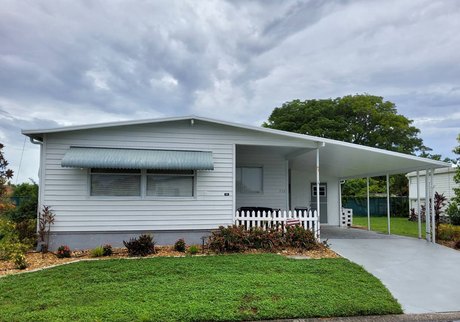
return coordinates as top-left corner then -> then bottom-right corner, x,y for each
343,196 -> 409,217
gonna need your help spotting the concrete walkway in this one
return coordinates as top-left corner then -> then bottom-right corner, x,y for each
322,226 -> 460,314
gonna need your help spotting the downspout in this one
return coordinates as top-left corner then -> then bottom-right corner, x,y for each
30,137 -> 43,145
29,137 -> 43,241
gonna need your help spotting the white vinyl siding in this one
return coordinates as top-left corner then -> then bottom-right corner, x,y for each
42,120 -> 309,232
408,169 -> 459,212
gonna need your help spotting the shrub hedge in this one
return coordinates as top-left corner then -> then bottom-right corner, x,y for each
207,225 -> 318,253
438,224 -> 460,241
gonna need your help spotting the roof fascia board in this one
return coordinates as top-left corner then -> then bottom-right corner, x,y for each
406,166 -> 457,177
21,114 -> 450,168
341,165 -> 450,180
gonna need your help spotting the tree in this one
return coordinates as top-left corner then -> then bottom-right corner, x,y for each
453,134 -> 460,203
0,143 -> 14,213
4,181 -> 39,223
0,143 -> 13,197
263,94 -> 427,154
263,94 -> 428,198
446,134 -> 460,225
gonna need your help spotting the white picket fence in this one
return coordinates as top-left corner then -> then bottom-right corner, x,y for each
234,209 -> 319,238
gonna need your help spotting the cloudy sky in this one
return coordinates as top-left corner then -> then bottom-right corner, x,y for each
1,0 -> 460,183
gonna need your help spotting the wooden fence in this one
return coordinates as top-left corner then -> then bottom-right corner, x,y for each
234,209 -> 319,238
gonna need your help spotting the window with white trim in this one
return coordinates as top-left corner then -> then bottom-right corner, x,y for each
236,166 -> 263,194
90,169 -> 195,197
146,170 -> 194,197
90,169 -> 141,196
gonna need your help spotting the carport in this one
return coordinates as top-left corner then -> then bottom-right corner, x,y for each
322,226 -> 460,313
287,135 -> 450,239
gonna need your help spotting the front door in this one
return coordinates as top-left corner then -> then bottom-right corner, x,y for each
311,183 -> 327,223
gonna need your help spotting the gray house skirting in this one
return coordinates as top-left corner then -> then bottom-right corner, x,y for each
47,230 -> 212,251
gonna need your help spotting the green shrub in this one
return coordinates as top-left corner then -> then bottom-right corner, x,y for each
438,224 -> 460,241
174,238 -> 186,252
0,218 -> 30,268
207,225 -> 249,253
188,245 -> 199,255
15,219 -> 37,245
12,253 -> 28,269
56,245 -> 71,258
285,225 -> 317,250
123,234 -> 155,257
0,241 -> 29,269
207,225 -> 320,253
102,244 -> 113,256
446,202 -> 460,225
90,246 -> 104,257
247,227 -> 283,250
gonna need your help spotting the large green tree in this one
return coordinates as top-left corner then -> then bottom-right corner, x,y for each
263,94 -> 429,198
5,182 -> 39,223
446,134 -> 460,225
451,134 -> 460,203
263,94 -> 427,154
0,143 -> 14,198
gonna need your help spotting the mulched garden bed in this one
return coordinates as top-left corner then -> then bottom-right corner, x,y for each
437,239 -> 460,250
0,244 -> 338,276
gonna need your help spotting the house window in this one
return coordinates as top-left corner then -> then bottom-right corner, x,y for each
236,166 -> 263,194
312,184 -> 327,197
90,169 -> 141,196
146,170 -> 194,197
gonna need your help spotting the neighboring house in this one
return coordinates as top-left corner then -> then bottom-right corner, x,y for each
407,167 -> 459,213
22,115 -> 449,249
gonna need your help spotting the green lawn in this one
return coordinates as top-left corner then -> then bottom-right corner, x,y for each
0,254 -> 401,321
353,216 -> 426,238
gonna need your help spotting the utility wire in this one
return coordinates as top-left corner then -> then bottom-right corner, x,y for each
15,136 -> 26,184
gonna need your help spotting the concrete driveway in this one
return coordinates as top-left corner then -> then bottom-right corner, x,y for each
322,226 -> 460,314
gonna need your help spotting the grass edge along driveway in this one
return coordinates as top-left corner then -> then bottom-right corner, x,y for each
353,216 -> 426,238
0,254 -> 401,321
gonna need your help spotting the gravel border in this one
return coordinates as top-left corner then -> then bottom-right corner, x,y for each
256,312 -> 460,322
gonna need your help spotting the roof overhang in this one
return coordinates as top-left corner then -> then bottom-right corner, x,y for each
22,115 -> 451,178
61,147 -> 214,170
290,142 -> 450,179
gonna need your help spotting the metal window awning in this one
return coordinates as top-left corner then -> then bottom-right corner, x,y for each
61,147 -> 214,170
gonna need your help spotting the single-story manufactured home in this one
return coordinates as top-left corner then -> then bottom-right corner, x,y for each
22,115 -> 449,249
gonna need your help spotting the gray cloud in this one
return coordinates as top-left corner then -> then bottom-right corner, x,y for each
1,0 -> 459,182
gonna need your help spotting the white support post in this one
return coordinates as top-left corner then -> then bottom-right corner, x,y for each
338,180 -> 342,227
316,148 -> 320,238
416,171 -> 421,239
386,173 -> 390,235
425,169 -> 431,242
367,176 -> 370,231
285,160 -> 289,211
431,169 -> 436,244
